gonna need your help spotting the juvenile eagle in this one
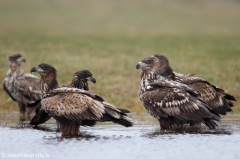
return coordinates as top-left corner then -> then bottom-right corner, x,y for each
69,70 -> 96,90
2,53 -> 41,121
136,56 -> 221,130
30,70 -> 97,126
69,70 -> 132,120
153,54 -> 236,116
30,64 -> 133,136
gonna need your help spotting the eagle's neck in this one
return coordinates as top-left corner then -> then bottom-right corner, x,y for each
139,69 -> 159,97
69,78 -> 89,91
139,66 -> 175,97
5,63 -> 24,86
159,66 -> 175,80
40,74 -> 59,94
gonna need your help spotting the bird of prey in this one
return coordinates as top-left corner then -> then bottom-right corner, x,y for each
153,54 -> 236,116
69,70 -> 96,90
136,56 -> 221,130
69,70 -> 132,117
30,63 -> 133,136
2,53 -> 41,121
30,70 -> 97,126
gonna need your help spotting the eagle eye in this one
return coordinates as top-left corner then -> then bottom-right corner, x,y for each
143,59 -> 152,64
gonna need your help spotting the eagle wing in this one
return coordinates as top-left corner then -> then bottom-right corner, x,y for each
40,91 -> 105,123
13,74 -> 41,104
141,81 -> 219,123
174,73 -> 234,115
2,81 -> 16,101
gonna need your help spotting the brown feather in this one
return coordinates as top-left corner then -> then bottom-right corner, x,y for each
137,55 -> 220,130
31,65 -> 133,135
3,53 -> 41,121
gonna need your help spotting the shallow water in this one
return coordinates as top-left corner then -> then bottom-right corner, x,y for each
0,112 -> 240,159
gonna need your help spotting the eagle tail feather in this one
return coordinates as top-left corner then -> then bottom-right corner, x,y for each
30,110 -> 51,125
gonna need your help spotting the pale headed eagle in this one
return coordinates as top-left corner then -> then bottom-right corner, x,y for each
30,64 -> 133,136
136,56 -> 221,130
2,53 -> 41,121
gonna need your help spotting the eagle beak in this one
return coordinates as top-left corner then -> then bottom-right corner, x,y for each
87,76 -> 96,84
30,66 -> 42,73
16,57 -> 26,63
136,62 -> 146,69
30,66 -> 37,73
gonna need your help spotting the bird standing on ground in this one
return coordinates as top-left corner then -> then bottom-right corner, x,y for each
30,63 -> 133,136
136,55 -> 220,130
153,54 -> 236,116
2,53 -> 41,121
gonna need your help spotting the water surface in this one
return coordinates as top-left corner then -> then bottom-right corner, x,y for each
0,112 -> 240,159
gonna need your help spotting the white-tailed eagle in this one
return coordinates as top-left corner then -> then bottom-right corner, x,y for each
2,53 -> 41,121
30,64 -> 133,136
136,56 -> 221,130
153,54 -> 236,116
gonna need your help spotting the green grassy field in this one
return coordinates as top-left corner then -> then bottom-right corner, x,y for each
0,0 -> 239,113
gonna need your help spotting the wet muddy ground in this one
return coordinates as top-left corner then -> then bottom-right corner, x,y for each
0,112 -> 240,159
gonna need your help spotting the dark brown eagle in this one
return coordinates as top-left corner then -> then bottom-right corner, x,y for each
2,53 -> 41,121
69,70 -> 96,90
30,64 -> 133,136
153,54 -> 236,116
136,56 -> 221,130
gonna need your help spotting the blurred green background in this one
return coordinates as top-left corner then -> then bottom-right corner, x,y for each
0,0 -> 239,113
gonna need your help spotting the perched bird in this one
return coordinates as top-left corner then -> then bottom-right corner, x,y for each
69,70 -> 96,90
69,70 -> 131,113
153,54 -> 236,116
31,70 -> 97,126
2,53 -> 41,121
136,56 -> 221,130
30,63 -> 133,136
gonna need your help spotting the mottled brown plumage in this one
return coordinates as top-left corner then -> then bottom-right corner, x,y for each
2,53 -> 41,121
30,64 -> 133,136
136,56 -> 220,130
153,54 -> 236,115
70,70 -> 132,126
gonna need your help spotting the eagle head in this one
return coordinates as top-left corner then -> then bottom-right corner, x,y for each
8,53 -> 26,64
74,70 -> 96,84
30,63 -> 57,77
136,54 -> 174,78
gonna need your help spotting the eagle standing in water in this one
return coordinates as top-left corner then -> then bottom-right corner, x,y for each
2,53 -> 41,121
69,70 -> 132,122
30,63 -> 133,136
30,70 -> 97,126
153,54 -> 236,116
136,56 -> 221,130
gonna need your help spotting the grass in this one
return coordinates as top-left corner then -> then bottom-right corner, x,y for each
0,0 -> 239,113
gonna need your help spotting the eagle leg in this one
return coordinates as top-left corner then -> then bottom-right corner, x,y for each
19,113 -> 26,124
159,118 -> 172,130
59,121 -> 80,136
18,103 -> 26,122
56,121 -> 60,132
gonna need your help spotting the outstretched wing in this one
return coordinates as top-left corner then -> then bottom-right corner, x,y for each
41,92 -> 105,123
14,74 -> 41,104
